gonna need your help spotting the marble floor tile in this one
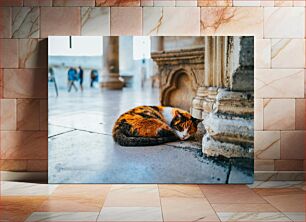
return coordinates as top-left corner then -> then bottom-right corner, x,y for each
212,203 -> 278,212
158,184 -> 204,198
23,0 -> 52,6
25,212 -> 99,221
0,39 -> 18,68
200,7 -> 263,37
198,0 -> 232,6
233,0 -> 261,6
271,39 -> 305,68
143,7 -> 200,36
260,0 -> 274,6
264,7 -> 305,38
254,188 -> 304,196
1,181 -> 58,196
255,99 -> 263,130
254,160 -> 274,171
0,7 -> 11,38
1,131 -> 48,160
53,0 -> 95,6
0,196 -> 47,222
97,207 -> 163,221
103,184 -> 160,207
280,131 -> 304,160
0,159 -> 27,171
96,0 -> 140,6
274,0 -> 293,6
254,131 -> 280,160
199,185 -> 266,204
293,0 -> 306,6
153,0 -> 175,6
12,7 -> 39,38
176,0 -> 197,6
255,39 -> 271,68
81,7 -> 110,36
110,7 -> 142,35
254,188 -> 305,212
283,212 -> 305,222
141,0 -> 153,6
40,7 -> 80,38
37,196 -> 104,212
256,69 -> 304,98
51,184 -> 111,199
263,99 -> 295,130
0,99 -> 17,130
217,212 -> 291,221
248,181 -> 304,189
161,197 -> 219,221
3,68 -> 47,98
18,38 -> 48,68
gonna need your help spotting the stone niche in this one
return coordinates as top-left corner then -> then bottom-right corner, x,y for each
151,47 -> 204,111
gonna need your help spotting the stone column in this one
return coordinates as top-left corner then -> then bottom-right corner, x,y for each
193,37 -> 231,120
201,36 -> 254,159
100,36 -> 124,89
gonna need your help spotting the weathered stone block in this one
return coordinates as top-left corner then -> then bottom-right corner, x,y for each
202,134 -> 253,158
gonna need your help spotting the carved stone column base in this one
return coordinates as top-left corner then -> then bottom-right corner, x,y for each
202,87 -> 218,119
204,113 -> 253,144
191,86 -> 207,119
100,73 -> 124,90
202,89 -> 254,158
202,134 -> 253,158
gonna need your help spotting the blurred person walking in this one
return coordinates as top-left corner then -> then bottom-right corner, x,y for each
140,59 -> 147,88
90,69 -> 99,88
48,67 -> 58,96
68,67 -> 78,92
78,66 -> 84,91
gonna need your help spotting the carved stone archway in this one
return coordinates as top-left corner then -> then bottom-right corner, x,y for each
151,47 -> 204,111
161,68 -> 198,111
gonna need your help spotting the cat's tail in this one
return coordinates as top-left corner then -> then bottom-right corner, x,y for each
113,130 -> 178,146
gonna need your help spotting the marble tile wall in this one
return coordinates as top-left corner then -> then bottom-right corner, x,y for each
0,0 -> 304,180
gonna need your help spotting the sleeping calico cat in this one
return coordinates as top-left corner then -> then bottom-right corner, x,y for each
112,106 -> 202,146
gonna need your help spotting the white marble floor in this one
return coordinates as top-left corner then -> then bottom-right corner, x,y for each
0,181 -> 304,222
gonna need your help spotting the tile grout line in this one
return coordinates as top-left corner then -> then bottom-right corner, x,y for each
157,184 -> 165,222
95,184 -> 112,221
197,184 -> 223,222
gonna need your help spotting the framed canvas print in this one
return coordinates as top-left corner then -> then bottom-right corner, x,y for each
48,36 -> 254,184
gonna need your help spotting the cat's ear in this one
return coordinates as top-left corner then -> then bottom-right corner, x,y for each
174,110 -> 183,118
192,117 -> 203,125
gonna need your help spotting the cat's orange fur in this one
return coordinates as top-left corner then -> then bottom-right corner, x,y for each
112,105 -> 202,146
